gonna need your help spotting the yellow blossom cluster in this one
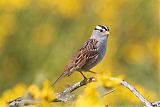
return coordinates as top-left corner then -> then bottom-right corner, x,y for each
0,74 -> 157,107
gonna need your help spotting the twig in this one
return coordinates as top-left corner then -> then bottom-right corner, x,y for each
7,77 -> 96,107
151,100 -> 160,107
120,80 -> 153,107
8,97 -> 39,107
102,89 -> 115,97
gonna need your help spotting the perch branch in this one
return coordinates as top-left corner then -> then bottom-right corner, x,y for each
7,76 -> 159,107
52,77 -> 96,102
63,77 -> 96,93
7,77 -> 96,107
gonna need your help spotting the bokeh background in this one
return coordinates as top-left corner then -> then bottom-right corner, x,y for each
0,0 -> 159,105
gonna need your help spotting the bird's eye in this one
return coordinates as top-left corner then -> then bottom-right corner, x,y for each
100,29 -> 103,32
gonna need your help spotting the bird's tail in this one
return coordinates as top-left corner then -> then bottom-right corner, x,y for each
51,71 -> 68,88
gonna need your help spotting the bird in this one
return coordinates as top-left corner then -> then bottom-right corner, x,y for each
51,25 -> 110,88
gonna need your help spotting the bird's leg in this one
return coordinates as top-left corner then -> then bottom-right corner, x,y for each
88,70 -> 97,74
79,71 -> 88,85
80,71 -> 87,79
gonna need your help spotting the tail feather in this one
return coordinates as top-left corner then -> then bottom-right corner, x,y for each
51,71 -> 68,88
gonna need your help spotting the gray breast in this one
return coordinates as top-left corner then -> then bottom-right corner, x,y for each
94,40 -> 106,66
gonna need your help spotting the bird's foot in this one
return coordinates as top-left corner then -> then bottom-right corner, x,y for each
80,77 -> 96,86
83,77 -> 88,85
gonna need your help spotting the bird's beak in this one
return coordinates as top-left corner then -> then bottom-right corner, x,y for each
105,31 -> 110,35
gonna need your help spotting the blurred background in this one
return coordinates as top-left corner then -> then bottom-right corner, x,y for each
0,0 -> 159,100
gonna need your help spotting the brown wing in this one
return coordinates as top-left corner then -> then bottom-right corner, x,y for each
52,39 -> 99,87
64,39 -> 99,73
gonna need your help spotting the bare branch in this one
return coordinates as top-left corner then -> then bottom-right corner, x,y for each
7,77 -> 96,107
151,100 -> 160,107
120,80 -> 153,107
8,97 -> 39,107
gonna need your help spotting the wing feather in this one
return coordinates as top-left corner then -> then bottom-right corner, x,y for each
64,39 -> 99,72
74,39 -> 99,69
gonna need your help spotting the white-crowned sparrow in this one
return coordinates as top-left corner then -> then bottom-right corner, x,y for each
52,25 -> 110,88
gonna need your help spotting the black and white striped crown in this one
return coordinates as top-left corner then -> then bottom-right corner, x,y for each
94,25 -> 109,32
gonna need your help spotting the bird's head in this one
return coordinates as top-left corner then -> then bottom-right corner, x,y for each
91,25 -> 110,39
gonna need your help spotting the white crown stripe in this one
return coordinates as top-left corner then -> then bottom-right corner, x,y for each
96,25 -> 103,30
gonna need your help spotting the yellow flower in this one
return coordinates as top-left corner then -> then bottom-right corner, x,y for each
27,80 -> 55,101
28,84 -> 41,99
41,80 -> 55,101
0,84 -> 26,107
97,72 -> 124,87
75,83 -> 104,107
